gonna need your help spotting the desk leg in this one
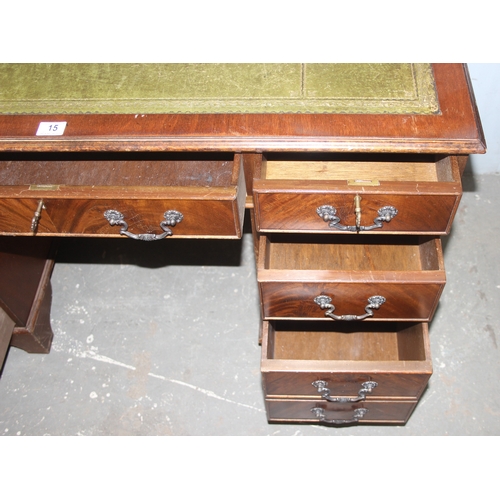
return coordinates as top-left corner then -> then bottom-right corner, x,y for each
10,261 -> 54,353
0,306 -> 15,369
0,237 -> 55,354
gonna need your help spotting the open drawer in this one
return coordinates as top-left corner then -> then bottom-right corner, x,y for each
262,320 -> 432,424
0,152 -> 246,239
261,320 -> 432,399
258,234 -> 446,321
253,153 -> 462,234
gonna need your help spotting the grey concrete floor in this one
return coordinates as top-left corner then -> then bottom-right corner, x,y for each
1,173 -> 499,436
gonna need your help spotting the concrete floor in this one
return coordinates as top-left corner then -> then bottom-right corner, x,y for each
1,172 -> 499,436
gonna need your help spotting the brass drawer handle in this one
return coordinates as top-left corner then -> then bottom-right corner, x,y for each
317,198 -> 398,231
31,199 -> 45,234
314,295 -> 386,321
312,380 -> 378,403
311,407 -> 368,425
104,209 -> 183,241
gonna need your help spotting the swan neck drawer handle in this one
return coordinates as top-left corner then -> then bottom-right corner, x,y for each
314,295 -> 386,321
311,407 -> 368,425
104,209 -> 183,241
312,380 -> 378,403
317,198 -> 398,232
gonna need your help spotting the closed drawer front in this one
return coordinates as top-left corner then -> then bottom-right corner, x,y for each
0,197 -> 243,238
258,234 -> 445,321
0,153 -> 246,238
266,399 -> 417,424
261,321 -> 432,400
254,153 -> 462,234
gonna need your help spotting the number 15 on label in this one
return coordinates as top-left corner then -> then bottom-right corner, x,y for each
36,122 -> 67,136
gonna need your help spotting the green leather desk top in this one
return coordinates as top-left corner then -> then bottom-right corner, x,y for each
0,63 -> 439,115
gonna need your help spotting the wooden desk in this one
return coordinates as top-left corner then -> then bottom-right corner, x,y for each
0,64 -> 485,425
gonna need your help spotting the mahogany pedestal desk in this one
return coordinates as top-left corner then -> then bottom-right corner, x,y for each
0,64 -> 485,426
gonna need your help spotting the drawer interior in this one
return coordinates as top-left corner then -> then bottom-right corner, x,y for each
0,152 -> 237,188
263,234 -> 442,272
262,153 -> 456,183
266,321 -> 427,362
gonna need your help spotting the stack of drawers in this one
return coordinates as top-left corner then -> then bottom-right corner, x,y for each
253,153 -> 463,424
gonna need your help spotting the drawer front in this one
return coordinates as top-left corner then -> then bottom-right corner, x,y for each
254,191 -> 460,234
0,196 -> 245,238
266,399 -> 417,424
260,281 -> 444,321
263,371 -> 431,400
0,154 -> 246,239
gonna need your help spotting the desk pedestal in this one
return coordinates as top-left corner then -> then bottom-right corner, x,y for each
0,237 -> 55,354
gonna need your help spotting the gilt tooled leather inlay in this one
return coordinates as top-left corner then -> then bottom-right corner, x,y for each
0,63 -> 439,115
